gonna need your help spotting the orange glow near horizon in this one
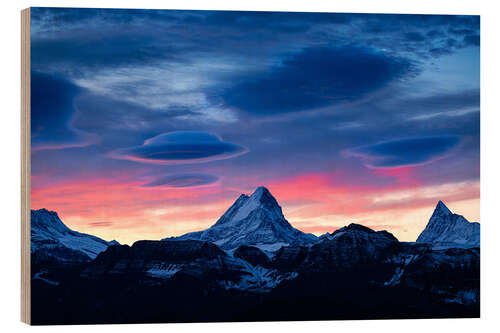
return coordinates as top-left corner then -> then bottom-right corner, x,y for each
31,172 -> 480,245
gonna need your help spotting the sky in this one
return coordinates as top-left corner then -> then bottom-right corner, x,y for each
30,8 -> 480,244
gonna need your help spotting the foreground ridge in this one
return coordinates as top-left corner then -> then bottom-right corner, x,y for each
32,220 -> 479,324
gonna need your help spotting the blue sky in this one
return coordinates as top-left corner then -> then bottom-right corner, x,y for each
29,8 -> 480,244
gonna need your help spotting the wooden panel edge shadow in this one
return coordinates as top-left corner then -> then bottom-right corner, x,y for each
21,7 -> 31,325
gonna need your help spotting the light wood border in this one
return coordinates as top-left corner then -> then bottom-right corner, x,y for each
21,7 -> 31,325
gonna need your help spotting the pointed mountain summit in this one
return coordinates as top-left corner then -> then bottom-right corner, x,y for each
416,201 -> 479,248
172,186 -> 317,251
435,200 -> 452,215
31,208 -> 118,262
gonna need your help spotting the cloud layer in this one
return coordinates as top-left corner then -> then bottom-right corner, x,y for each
347,136 -> 461,168
223,47 -> 415,115
28,9 -> 480,244
31,72 -> 96,151
142,173 -> 219,188
110,131 -> 248,164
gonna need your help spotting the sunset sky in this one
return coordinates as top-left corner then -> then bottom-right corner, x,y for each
30,8 -> 480,244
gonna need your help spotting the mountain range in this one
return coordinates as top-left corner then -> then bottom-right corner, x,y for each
31,187 -> 480,261
169,186 -> 480,251
30,186 -> 480,324
32,187 -> 479,261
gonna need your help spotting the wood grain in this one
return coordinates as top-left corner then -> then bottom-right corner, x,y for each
21,7 -> 31,325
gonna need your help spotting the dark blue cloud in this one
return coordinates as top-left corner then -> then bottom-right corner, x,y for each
346,136 -> 461,168
31,8 -> 352,36
358,14 -> 479,58
30,7 -> 180,29
390,89 -> 480,118
429,47 -> 454,57
202,11 -> 353,33
31,31 -> 185,74
110,131 -> 248,164
30,9 -> 480,80
222,47 -> 415,115
463,35 -> 480,47
404,32 -> 426,42
142,173 -> 219,188
31,71 -> 96,151
71,93 -> 195,136
27,9 -> 480,195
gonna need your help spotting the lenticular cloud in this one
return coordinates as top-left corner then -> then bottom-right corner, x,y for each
109,131 -> 248,164
346,136 -> 461,168
141,173 -> 219,188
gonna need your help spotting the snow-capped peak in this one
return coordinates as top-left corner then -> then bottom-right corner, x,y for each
416,201 -> 479,248
31,208 -> 117,260
252,186 -> 274,200
434,200 -> 452,216
174,186 -> 317,250
217,186 -> 283,226
31,208 -> 73,235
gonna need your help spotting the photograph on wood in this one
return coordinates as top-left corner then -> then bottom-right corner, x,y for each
22,7 -> 480,324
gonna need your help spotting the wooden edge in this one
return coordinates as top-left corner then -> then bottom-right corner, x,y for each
21,7 -> 31,325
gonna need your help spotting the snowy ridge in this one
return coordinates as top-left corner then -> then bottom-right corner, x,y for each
172,187 -> 317,250
416,201 -> 480,248
217,257 -> 298,292
383,254 -> 420,286
31,208 -> 118,261
146,264 -> 181,278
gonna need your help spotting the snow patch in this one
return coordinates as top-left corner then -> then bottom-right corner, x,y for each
33,269 -> 59,286
147,265 -> 181,279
